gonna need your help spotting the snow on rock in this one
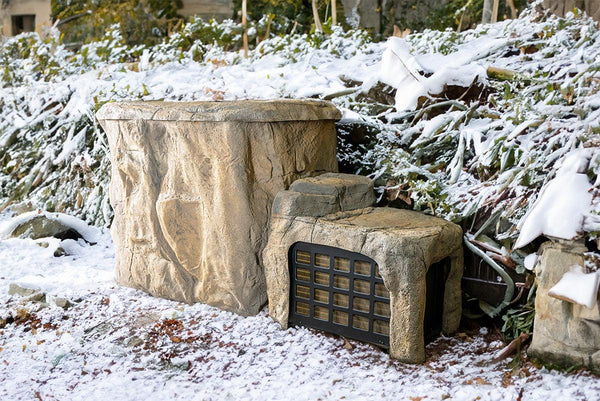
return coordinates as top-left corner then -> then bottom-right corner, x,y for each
524,253 -> 538,271
0,210 -> 103,244
548,265 -> 600,309
0,211 -> 114,299
514,149 -> 594,249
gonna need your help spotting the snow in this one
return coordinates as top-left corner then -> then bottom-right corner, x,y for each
514,149 -> 594,249
381,36 -> 487,111
524,253 -> 538,271
2,6 -> 600,251
1,224 -> 599,400
548,265 -> 600,309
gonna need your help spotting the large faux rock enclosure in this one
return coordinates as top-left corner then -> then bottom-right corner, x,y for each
97,100 -> 340,316
263,173 -> 463,363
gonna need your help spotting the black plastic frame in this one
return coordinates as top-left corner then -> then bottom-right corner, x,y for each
288,242 -> 390,347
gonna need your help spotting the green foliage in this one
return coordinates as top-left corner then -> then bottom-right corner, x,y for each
52,0 -> 183,47
426,0 -> 528,31
501,287 -> 536,341
232,0 -> 342,35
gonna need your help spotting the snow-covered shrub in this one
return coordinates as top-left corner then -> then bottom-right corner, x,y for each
1,2 -> 599,252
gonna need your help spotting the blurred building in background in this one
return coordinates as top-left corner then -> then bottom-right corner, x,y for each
180,0 -> 232,20
0,0 -> 52,36
0,0 -> 233,37
543,0 -> 600,19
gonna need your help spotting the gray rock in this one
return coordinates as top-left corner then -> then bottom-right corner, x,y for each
125,336 -> 144,348
528,240 -> 600,370
288,173 -> 376,212
9,284 -> 46,303
10,216 -> 82,241
9,283 -> 39,297
53,247 -> 68,257
25,292 -> 46,303
54,297 -> 73,310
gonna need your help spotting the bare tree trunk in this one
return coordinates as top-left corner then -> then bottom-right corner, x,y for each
492,0 -> 500,22
312,0 -> 323,32
482,0 -> 493,23
506,0 -> 518,19
332,0 -> 337,25
242,0 -> 248,58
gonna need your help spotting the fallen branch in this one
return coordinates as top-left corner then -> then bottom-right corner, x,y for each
322,87 -> 362,100
412,99 -> 467,125
470,238 -> 503,255
55,11 -> 93,27
492,333 -> 530,363
488,252 -> 517,269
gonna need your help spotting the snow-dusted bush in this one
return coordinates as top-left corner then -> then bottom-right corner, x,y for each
1,5 -> 599,254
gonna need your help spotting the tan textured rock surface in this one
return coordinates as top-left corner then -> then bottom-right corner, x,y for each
97,100 -> 340,316
263,194 -> 463,363
272,172 -> 375,217
528,240 -> 600,369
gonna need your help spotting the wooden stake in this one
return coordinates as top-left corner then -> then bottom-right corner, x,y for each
332,0 -> 337,26
312,0 -> 323,33
242,0 -> 248,58
492,0 -> 500,23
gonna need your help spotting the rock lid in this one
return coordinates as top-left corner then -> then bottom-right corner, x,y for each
324,207 -> 462,236
96,99 -> 341,122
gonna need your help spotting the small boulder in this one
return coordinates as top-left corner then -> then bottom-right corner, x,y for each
0,210 -> 99,244
125,336 -> 144,348
9,283 -> 39,297
53,247 -> 69,257
288,173 -> 376,212
53,297 -> 73,310
8,283 -> 46,303
10,216 -> 82,241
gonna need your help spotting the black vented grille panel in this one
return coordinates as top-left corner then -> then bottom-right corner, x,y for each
288,242 -> 391,347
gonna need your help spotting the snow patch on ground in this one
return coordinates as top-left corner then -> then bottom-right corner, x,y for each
0,219 -> 599,400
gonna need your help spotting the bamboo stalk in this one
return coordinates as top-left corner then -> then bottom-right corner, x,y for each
242,0 -> 248,58
492,0 -> 500,23
312,0 -> 323,32
332,0 -> 337,26
482,0 -> 493,23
